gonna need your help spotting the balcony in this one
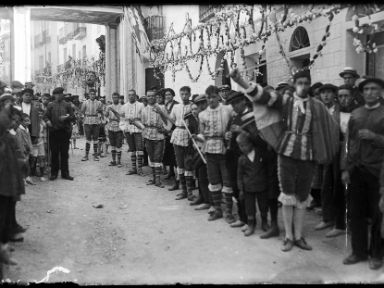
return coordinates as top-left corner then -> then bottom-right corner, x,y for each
42,30 -> 51,44
144,15 -> 165,41
199,5 -> 223,22
59,27 -> 67,45
74,26 -> 87,40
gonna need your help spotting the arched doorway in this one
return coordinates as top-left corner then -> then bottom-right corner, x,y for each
289,26 -> 311,74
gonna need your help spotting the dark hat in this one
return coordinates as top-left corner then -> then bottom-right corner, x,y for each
11,81 -> 24,89
293,70 -> 311,83
21,88 -> 34,95
319,83 -> 338,94
0,80 -> 7,89
338,84 -> 353,91
358,77 -> 384,92
276,82 -> 289,91
219,84 -> 231,91
52,87 -> 64,95
226,91 -> 246,104
25,82 -> 35,88
311,82 -> 323,90
339,67 -> 360,79
192,94 -> 207,104
0,93 -> 14,103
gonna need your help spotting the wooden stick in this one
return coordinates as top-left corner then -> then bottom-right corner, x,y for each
181,118 -> 207,164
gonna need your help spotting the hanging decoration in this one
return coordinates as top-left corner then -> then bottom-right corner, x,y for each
149,4 -> 344,82
274,8 -> 336,77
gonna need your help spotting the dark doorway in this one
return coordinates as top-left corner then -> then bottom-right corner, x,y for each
145,67 -> 164,92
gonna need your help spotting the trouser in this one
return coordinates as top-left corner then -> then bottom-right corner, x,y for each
144,139 -> 164,167
321,157 -> 345,229
49,129 -> 71,176
84,124 -> 100,142
244,190 -> 269,220
196,163 -> 210,204
349,167 -> 382,259
226,150 -> 247,223
206,153 -> 233,213
266,148 -> 279,223
0,196 -> 12,244
173,144 -> 193,175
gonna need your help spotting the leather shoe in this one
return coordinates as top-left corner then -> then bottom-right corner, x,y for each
9,233 -> 24,242
208,210 -> 223,221
168,182 -> 180,191
343,254 -> 368,265
190,196 -> 203,206
315,221 -> 333,230
294,237 -> 312,250
260,225 -> 280,239
230,220 -> 245,228
62,175 -> 74,181
49,175 -> 58,181
175,192 -> 187,200
325,228 -> 345,238
194,203 -> 210,210
281,238 -> 294,252
369,258 -> 383,270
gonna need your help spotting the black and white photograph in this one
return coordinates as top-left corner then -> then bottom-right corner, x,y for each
0,3 -> 384,284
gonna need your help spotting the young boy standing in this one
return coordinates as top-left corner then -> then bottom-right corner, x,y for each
135,88 -> 169,187
122,89 -> 145,175
236,132 -> 268,236
196,86 -> 235,224
106,92 -> 123,167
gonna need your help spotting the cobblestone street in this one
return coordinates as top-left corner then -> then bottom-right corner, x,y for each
2,139 -> 383,284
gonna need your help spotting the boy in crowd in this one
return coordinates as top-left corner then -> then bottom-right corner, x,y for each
134,88 -> 169,187
81,89 -> 103,161
106,92 -> 124,167
195,86 -> 235,224
122,89 -> 145,175
32,108 -> 48,181
237,132 -> 268,236
167,86 -> 194,200
16,113 -> 34,185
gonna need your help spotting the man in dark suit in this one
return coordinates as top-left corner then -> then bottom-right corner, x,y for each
44,87 -> 76,181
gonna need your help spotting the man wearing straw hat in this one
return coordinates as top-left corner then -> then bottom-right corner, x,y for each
339,67 -> 364,107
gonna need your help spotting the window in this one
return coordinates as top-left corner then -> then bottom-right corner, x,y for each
366,31 -> 384,79
72,43 -> 76,59
63,47 -> 67,62
82,45 -> 86,59
289,26 -> 310,52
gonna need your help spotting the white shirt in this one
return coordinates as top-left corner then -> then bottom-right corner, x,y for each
327,104 -> 335,116
339,112 -> 351,135
122,101 -> 144,133
247,149 -> 255,162
21,102 -> 31,116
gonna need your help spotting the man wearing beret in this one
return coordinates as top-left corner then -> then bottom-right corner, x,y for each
341,77 -> 384,269
231,69 -> 339,252
339,67 -> 364,107
44,87 -> 75,181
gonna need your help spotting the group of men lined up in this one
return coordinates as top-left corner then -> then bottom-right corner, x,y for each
0,64 -> 384,274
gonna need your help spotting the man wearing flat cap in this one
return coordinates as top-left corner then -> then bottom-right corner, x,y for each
341,76 -> 384,269
44,87 -> 75,181
218,84 -> 231,103
339,67 -> 364,107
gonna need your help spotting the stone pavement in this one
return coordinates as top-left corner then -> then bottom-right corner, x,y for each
3,138 -> 383,284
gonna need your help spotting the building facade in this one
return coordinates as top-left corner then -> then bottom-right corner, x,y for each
156,5 -> 384,96
31,20 -> 106,98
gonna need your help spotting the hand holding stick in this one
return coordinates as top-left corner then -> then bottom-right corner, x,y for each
181,118 -> 207,164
